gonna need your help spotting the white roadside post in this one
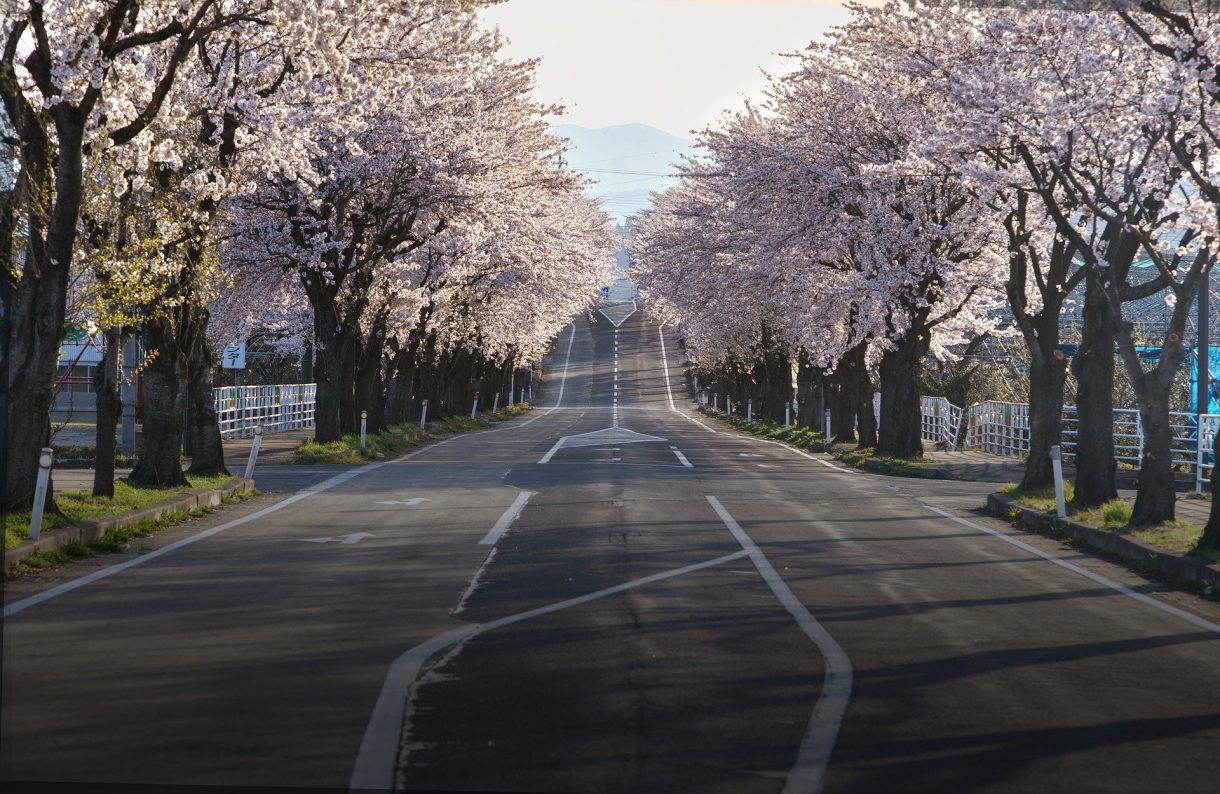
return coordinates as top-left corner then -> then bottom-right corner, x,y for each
713,394 -> 719,412
419,399 -> 429,431
785,401 -> 791,430
824,410 -> 832,451
509,372 -> 515,408
521,388 -> 526,405
747,399 -> 753,422
243,426 -> 263,480
471,394 -> 479,420
492,393 -> 500,413
727,399 -> 733,419
360,410 -> 368,450
1051,445 -> 1067,519
28,448 -> 54,540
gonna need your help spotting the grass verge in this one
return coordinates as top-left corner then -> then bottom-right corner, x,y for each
4,473 -> 237,551
292,404 -> 534,465
5,485 -> 256,578
694,406 -> 829,452
999,482 -> 1220,564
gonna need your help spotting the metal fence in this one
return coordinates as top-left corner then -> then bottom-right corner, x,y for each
921,395 -> 1220,491
920,396 -> 964,450
214,383 -> 316,439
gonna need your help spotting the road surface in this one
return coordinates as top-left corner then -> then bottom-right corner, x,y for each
4,304 -> 1220,793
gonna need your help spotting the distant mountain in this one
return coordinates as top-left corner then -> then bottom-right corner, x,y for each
552,123 -> 696,222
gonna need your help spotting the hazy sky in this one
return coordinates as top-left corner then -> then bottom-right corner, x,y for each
481,0 -> 864,138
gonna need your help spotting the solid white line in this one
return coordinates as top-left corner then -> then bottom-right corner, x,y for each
657,322 -> 677,411
706,496 -> 853,794
351,549 -> 752,792
552,322 -> 577,409
4,462 -> 378,618
478,491 -> 534,545
538,437 -> 566,464
673,449 -> 693,468
925,505 -> 1220,636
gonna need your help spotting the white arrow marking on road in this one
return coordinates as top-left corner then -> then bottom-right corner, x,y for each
302,532 -> 376,545
376,498 -> 431,506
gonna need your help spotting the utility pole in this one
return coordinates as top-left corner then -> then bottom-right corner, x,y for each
1199,274 -> 1210,418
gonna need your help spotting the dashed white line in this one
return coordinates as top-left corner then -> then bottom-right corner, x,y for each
672,449 -> 694,468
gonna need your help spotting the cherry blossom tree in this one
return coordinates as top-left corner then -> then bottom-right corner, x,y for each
1,0 -> 346,507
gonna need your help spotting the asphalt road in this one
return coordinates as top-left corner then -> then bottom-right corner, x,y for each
4,303 -> 1220,793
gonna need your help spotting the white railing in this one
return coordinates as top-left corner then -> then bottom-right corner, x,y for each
214,383 -> 316,439
920,396 -> 964,450
940,397 -> 1218,483
1197,414 -> 1220,493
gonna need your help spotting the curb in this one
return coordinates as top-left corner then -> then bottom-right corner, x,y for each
986,493 -> 1220,590
4,478 -> 255,572
839,456 -> 949,480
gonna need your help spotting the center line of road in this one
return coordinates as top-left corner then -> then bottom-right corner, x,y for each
672,448 -> 693,467
479,491 -> 535,546
925,505 -> 1220,635
706,495 -> 852,794
351,548 -> 753,793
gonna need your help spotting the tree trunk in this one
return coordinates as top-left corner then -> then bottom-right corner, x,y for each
3,114 -> 81,511
187,327 -> 229,477
877,330 -> 928,459
1201,430 -> 1220,551
310,304 -> 347,443
93,327 -> 123,498
1021,348 -> 1069,490
1070,271 -> 1118,506
853,344 -> 877,448
827,357 -> 857,444
1130,387 -> 1177,526
355,344 -> 386,434
385,347 -> 415,426
129,320 -> 188,487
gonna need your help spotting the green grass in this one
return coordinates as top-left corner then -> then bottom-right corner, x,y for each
293,404 -> 534,465
697,407 -> 829,451
5,487 -> 255,577
1001,483 -> 1220,562
4,474 -> 239,550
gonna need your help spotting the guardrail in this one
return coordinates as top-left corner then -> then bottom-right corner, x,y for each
214,384 -> 316,439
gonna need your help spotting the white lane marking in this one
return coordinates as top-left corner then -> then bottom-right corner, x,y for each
552,322 -> 577,409
451,547 -> 496,617
706,496 -> 853,794
301,532 -> 376,545
673,449 -> 694,468
352,548 -> 752,793
3,460 -> 387,618
538,438 -> 566,464
925,505 -> 1220,636
6,335 -> 580,619
658,322 -> 677,411
376,498 -> 430,506
479,491 -> 535,545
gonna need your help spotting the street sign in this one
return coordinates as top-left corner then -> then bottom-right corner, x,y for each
601,286 -> 610,297
222,339 -> 246,369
